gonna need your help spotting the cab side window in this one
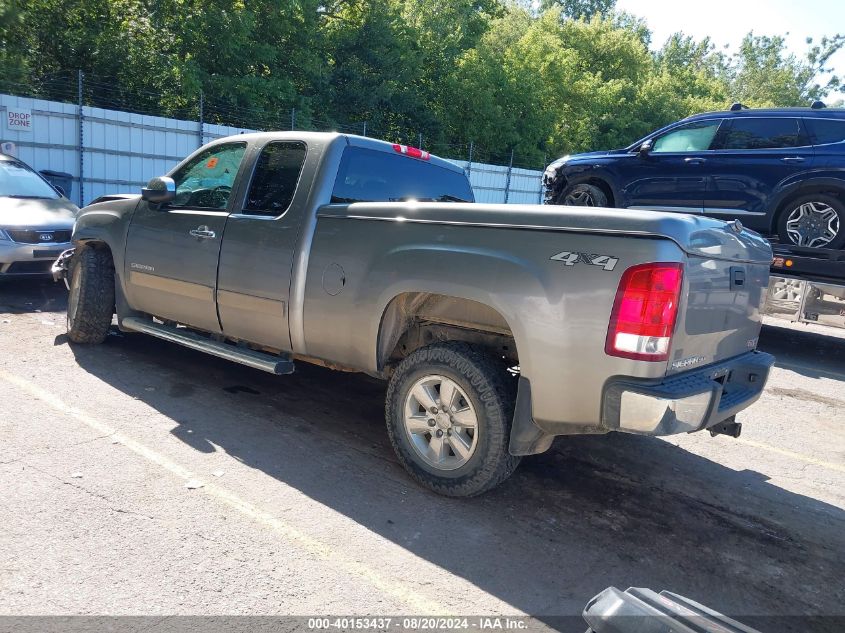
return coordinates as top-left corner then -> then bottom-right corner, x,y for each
652,120 -> 722,153
723,118 -> 803,149
242,141 -> 307,216
171,143 -> 247,210
806,118 -> 845,145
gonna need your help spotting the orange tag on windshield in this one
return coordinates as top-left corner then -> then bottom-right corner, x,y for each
205,157 -> 219,169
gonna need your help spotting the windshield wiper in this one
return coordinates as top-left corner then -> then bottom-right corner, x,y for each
436,195 -> 470,203
2,194 -> 52,199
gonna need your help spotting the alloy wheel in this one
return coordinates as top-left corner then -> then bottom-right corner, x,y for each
403,374 -> 479,470
564,189 -> 596,206
785,201 -> 840,248
770,278 -> 803,302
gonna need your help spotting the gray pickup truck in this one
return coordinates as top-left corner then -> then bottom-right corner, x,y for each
56,132 -> 775,496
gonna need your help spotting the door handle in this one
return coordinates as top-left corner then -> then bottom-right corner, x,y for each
189,225 -> 216,239
684,157 -> 706,165
781,157 -> 805,163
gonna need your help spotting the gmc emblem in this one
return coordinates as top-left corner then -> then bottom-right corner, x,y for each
39,233 -> 54,242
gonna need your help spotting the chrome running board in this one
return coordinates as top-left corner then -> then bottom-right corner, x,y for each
121,316 -> 295,375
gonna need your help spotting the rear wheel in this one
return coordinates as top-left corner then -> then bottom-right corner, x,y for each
777,194 -> 845,249
560,183 -> 608,207
385,342 -> 520,497
67,246 -> 115,344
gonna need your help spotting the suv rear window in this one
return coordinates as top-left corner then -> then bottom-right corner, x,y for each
331,147 -> 474,203
805,118 -> 845,145
723,118 -> 803,149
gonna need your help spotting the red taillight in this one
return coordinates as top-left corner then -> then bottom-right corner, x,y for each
392,143 -> 430,160
605,262 -> 683,362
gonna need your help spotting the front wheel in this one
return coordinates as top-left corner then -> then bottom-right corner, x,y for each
559,183 -> 608,207
67,246 -> 115,344
385,342 -> 520,497
777,194 -> 845,249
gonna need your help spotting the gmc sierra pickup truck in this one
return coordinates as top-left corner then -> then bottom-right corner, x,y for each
55,132 -> 775,496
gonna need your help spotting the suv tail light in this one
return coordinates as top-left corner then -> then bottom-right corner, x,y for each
392,144 -> 430,160
605,262 -> 683,362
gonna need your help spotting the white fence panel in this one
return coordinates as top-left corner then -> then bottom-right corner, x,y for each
1,93 -> 544,206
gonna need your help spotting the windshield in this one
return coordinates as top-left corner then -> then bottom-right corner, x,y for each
0,159 -> 60,199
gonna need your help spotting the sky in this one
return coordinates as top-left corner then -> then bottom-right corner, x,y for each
615,0 -> 845,87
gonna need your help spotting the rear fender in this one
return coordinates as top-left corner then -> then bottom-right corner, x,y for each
370,242 -> 548,378
769,174 -> 845,233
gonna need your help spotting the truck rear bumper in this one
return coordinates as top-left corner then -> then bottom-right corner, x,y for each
602,351 -> 774,436
507,351 -> 774,456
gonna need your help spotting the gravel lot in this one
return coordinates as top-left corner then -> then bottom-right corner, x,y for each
1,278 -> 843,632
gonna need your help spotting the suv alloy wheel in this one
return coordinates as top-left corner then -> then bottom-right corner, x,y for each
777,194 -> 845,249
561,183 -> 608,207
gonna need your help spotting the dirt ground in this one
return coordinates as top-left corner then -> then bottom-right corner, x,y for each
1,277 -> 843,632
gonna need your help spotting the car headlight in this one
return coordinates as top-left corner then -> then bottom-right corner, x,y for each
543,155 -> 569,178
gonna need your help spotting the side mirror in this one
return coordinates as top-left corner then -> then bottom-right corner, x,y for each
54,185 -> 66,198
638,140 -> 653,157
141,176 -> 176,204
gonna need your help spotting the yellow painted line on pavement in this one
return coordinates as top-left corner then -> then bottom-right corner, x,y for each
734,437 -> 845,474
0,370 -> 450,615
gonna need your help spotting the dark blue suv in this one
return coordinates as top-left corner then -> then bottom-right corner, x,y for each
543,105 -> 845,249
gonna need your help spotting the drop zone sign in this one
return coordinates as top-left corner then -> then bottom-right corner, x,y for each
6,107 -> 33,132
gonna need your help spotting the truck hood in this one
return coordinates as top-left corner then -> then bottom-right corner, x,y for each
0,196 -> 78,229
322,203 -> 773,264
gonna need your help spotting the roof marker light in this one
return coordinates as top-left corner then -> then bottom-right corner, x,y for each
392,144 -> 430,161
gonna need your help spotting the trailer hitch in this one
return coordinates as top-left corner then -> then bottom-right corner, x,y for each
709,417 -> 742,438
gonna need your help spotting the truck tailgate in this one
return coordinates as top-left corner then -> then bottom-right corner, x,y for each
668,224 -> 772,375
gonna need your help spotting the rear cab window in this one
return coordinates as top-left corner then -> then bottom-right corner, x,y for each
331,147 -> 474,204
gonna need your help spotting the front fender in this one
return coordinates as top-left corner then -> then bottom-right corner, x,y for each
551,164 -> 622,207
73,198 -> 139,267
71,197 -> 141,319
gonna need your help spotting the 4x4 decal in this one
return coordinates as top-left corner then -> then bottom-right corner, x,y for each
550,251 -> 619,271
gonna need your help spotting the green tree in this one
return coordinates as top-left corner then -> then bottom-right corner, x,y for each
510,9 -> 655,155
318,0 -> 426,139
1,0 -> 325,122
539,0 -> 616,19
726,33 -> 844,106
643,33 -> 730,124
3,0 -> 844,166
440,6 -> 551,163
0,0 -> 31,86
